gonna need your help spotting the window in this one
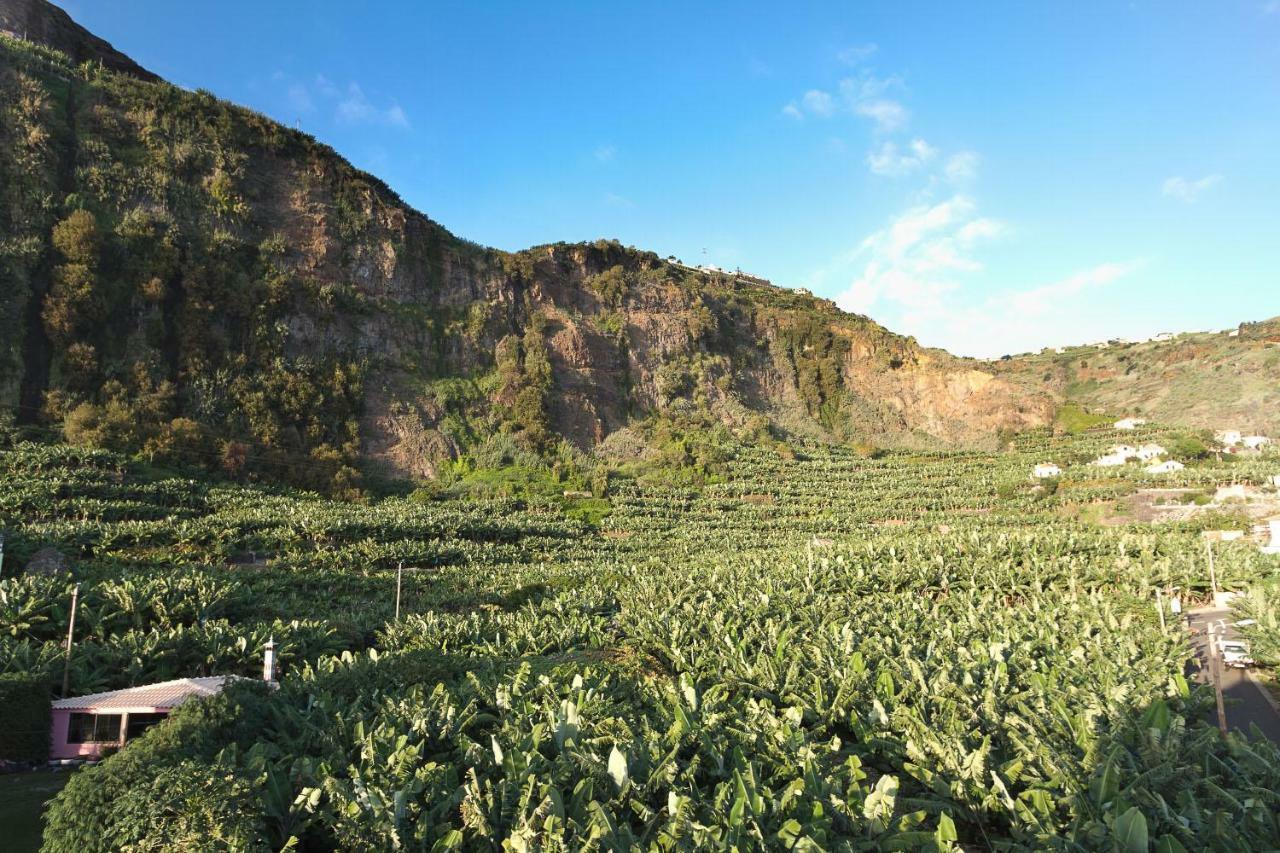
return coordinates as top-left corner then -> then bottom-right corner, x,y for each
125,712 -> 166,741
66,713 -> 123,744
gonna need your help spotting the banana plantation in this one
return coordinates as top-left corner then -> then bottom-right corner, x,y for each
3,424 -> 1280,850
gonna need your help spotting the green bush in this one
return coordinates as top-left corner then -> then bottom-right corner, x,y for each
0,672 -> 51,762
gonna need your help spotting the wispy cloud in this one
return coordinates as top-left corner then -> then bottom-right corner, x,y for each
280,73 -> 409,128
944,151 -> 980,183
594,144 -> 618,163
866,138 -> 937,176
781,70 -> 907,130
823,195 -> 1142,356
1161,173 -> 1222,202
837,43 -> 878,66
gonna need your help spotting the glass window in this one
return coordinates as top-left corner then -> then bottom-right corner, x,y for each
66,713 -> 124,743
125,712 -> 166,741
67,713 -> 94,744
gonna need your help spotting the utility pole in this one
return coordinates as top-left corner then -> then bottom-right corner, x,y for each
1209,627 -> 1228,737
394,562 -> 403,621
62,582 -> 81,697
1207,540 -> 1217,597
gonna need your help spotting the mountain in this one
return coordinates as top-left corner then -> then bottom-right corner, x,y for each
0,1 -> 1270,492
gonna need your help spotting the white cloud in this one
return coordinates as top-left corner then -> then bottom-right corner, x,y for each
838,43 -> 878,65
781,70 -> 906,128
1162,174 -> 1222,202
944,151 -> 980,183
826,198 -> 1142,356
336,82 -> 409,127
802,89 -> 836,117
283,74 -> 408,128
854,99 -> 909,132
834,195 -> 998,314
603,192 -> 635,208
866,138 -> 937,176
594,144 -> 617,163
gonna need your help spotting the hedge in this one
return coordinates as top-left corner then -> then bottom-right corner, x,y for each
0,672 -> 51,762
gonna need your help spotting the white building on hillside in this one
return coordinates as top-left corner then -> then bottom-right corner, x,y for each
1136,443 -> 1166,461
1145,460 -> 1185,474
1111,445 -> 1138,458
1032,463 -> 1062,479
1092,453 -> 1128,467
1115,418 -> 1146,430
1217,430 -> 1243,447
1242,435 -> 1271,450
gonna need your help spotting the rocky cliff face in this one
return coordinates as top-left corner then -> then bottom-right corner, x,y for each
0,2 -> 1058,487
0,0 -> 156,81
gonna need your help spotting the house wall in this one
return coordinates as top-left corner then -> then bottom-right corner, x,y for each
49,707 -> 168,761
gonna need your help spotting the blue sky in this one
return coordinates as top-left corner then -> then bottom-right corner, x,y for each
61,1 -> 1280,357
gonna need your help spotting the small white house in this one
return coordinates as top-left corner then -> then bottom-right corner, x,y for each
1111,445 -> 1138,458
1145,460 -> 1185,474
1217,430 -> 1243,447
1136,443 -> 1166,461
1114,418 -> 1146,431
1032,463 -> 1062,479
1092,453 -> 1128,467
1242,435 -> 1271,450
1153,332 -> 1175,342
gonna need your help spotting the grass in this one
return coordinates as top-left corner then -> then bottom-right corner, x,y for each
1054,402 -> 1111,435
0,769 -> 72,851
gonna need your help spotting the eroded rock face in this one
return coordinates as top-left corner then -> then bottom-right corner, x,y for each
0,0 -> 158,81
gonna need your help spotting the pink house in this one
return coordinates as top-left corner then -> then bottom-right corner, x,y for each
49,676 -> 250,760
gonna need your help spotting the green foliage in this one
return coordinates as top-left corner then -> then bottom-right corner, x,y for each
1054,402 -> 1111,435
0,672 -> 50,762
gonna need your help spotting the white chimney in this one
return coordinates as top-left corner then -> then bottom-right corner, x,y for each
263,637 -> 277,683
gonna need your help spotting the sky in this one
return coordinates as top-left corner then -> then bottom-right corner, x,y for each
59,1 -> 1280,357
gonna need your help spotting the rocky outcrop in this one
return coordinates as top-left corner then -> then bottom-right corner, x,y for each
0,0 -> 157,81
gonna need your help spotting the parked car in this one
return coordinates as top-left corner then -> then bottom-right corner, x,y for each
1220,640 -> 1254,668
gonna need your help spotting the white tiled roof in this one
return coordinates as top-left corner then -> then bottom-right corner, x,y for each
52,676 -> 250,711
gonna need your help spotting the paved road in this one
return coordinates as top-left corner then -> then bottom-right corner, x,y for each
1184,608 -> 1280,742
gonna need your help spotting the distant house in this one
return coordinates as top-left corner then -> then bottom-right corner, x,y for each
1136,443 -> 1166,461
1114,418 -> 1146,431
1153,332 -> 1174,342
50,641 -> 278,761
1242,435 -> 1271,450
1032,463 -> 1062,479
1217,430 -> 1243,447
1145,460 -> 1185,474
50,676 -> 251,761
1111,444 -> 1138,458
1091,453 -> 1128,467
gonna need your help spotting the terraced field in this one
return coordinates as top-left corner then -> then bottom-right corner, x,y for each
4,427 -> 1280,850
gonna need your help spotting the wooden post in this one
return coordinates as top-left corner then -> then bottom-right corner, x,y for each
1207,540 -> 1217,596
1155,588 -> 1166,631
1210,632 -> 1228,737
62,582 -> 81,697
395,562 -> 403,621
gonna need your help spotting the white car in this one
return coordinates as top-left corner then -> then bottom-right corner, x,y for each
1219,640 -> 1254,668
